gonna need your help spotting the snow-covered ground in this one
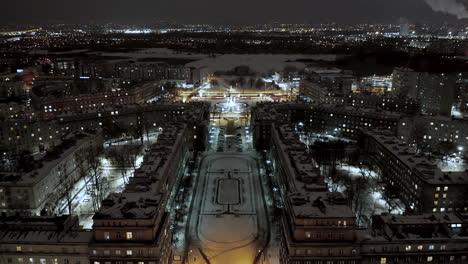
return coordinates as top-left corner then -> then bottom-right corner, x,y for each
334,164 -> 405,218
88,48 -> 207,61
437,156 -> 468,172
183,97 -> 269,264
187,54 -> 338,74
55,133 -> 159,229
188,153 -> 265,264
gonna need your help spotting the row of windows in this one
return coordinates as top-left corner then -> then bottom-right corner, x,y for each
295,248 -> 357,256
376,255 -> 467,263
103,231 -> 134,240
368,244 -> 448,253
14,246 -> 80,254
6,257 -> 80,264
92,249 -> 153,257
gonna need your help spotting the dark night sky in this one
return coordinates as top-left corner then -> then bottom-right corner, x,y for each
1,0 -> 467,25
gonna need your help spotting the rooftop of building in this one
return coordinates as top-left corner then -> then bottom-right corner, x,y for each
252,101 -> 402,123
358,213 -> 468,242
94,123 -> 186,220
0,130 -> 101,186
288,191 -> 354,219
0,215 -> 92,244
273,124 -> 326,193
0,228 -> 92,244
363,129 -> 468,185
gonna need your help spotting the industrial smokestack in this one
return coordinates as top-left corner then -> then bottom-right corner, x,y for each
424,0 -> 468,19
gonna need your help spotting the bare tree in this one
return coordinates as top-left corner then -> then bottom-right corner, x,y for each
108,148 -> 130,185
57,161 -> 75,215
409,120 -> 428,153
75,144 -> 105,213
86,145 -> 105,212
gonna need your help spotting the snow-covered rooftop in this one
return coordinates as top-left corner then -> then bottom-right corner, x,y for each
94,123 -> 187,220
364,129 -> 468,185
288,191 -> 354,219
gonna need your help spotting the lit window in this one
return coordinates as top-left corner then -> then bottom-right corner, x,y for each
417,245 -> 423,251
16,246 -> 22,252
434,194 -> 439,198
380,257 -> 387,264
126,250 -> 132,256
306,232 -> 311,238
405,245 -> 411,251
126,232 -> 133,240
104,232 -> 110,240
427,256 -> 433,262
429,245 -> 434,250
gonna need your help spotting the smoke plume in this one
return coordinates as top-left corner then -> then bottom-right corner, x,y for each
424,0 -> 468,19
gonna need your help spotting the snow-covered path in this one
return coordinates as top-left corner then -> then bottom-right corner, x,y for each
187,153 -> 268,264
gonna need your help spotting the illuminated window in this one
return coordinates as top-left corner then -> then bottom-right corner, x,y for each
417,245 -> 423,251
126,250 -> 132,256
405,245 -> 411,251
427,256 -> 433,262
380,257 -> 387,264
126,232 -> 133,240
104,232 -> 110,240
434,194 -> 439,198
306,232 -> 311,238
16,246 -> 22,252
429,245 -> 434,250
